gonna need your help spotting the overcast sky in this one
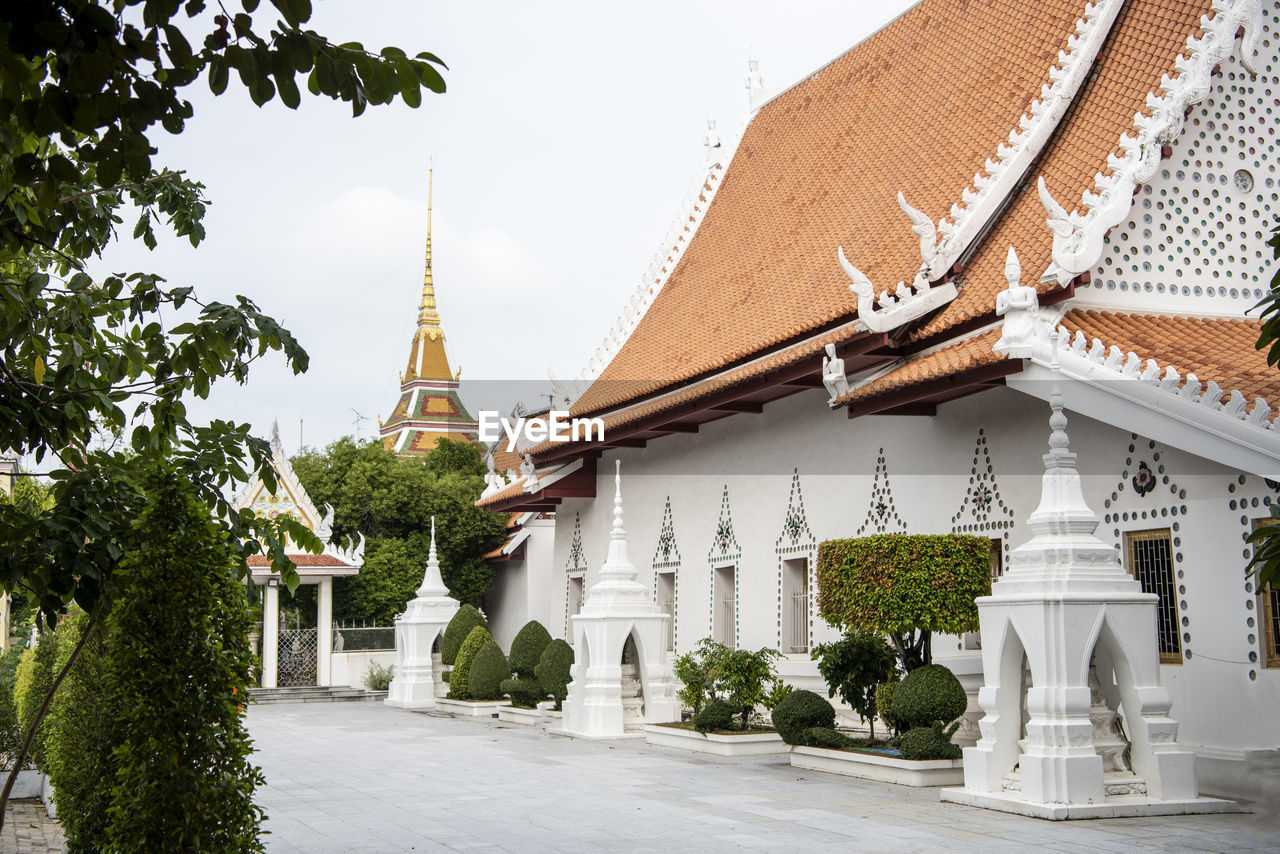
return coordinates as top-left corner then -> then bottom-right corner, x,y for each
93,0 -> 918,455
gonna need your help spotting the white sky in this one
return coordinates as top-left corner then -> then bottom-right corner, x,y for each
94,0 -> 918,454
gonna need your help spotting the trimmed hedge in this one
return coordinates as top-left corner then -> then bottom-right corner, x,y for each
13,629 -> 57,773
441,605 -> 488,666
893,664 -> 967,730
500,677 -> 544,708
771,689 -> 835,746
508,620 -> 552,679
449,626 -> 492,699
468,640 -> 509,702
900,722 -> 962,760
804,726 -> 858,750
535,639 -> 574,711
816,535 -> 991,637
875,680 -> 907,736
692,697 -> 737,733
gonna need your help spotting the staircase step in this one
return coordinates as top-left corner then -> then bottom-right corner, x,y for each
248,686 -> 387,704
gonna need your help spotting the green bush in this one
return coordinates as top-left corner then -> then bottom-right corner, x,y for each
468,640 -> 509,702
45,611 -> 115,852
817,534 -> 991,670
876,680 -> 907,736
365,661 -> 394,691
500,678 -> 544,708
534,639 -> 574,711
0,646 -> 26,768
101,467 -> 265,853
893,664 -> 967,730
508,620 -> 552,679
763,678 -> 795,712
673,642 -> 720,715
804,726 -> 858,750
692,697 -> 737,733
449,626 -> 492,699
811,629 -> 897,737
13,629 -> 56,772
718,646 -> 783,728
771,689 -> 835,746
441,604 -> 488,666
900,722 -> 962,760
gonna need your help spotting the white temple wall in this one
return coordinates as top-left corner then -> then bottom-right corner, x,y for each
548,383 -> 1280,762
487,517 -> 557,650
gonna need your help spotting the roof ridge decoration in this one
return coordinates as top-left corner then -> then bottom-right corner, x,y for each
552,118 -> 745,407
837,0 -> 1126,333
1037,0 -> 1265,283
995,269 -> 1278,436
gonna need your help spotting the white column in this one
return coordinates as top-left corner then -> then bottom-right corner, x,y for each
317,577 -> 333,687
262,580 -> 280,689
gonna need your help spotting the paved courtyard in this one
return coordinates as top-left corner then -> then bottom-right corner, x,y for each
248,702 -> 1280,853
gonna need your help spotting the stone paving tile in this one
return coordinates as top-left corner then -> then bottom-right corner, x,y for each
246,702 -> 1280,853
0,801 -> 63,854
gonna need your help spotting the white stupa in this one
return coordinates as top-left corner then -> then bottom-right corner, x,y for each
386,517 -> 460,709
561,461 -> 679,738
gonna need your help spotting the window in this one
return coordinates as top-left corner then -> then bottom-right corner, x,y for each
656,571 -> 676,652
1124,529 -> 1181,664
713,566 -> 736,650
1252,518 -> 1280,668
566,575 -> 584,644
782,558 -> 809,653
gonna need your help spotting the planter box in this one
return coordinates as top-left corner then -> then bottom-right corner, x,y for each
644,724 -> 788,757
791,746 -> 964,787
435,698 -> 504,717
496,704 -> 544,725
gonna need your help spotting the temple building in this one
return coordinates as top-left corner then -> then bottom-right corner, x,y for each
478,0 -> 1280,809
380,170 -> 480,455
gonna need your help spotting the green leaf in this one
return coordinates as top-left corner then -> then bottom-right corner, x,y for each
33,357 -> 46,384
208,55 -> 229,95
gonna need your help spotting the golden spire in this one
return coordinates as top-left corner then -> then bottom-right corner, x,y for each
403,163 -> 453,383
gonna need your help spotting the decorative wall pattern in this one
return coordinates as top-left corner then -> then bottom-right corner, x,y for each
1228,474 -> 1279,682
856,449 -> 907,536
565,511 -> 586,641
652,497 -> 681,653
708,484 -> 741,650
951,428 -> 1015,580
566,512 -> 585,571
775,469 -> 816,653
1101,435 -> 1192,661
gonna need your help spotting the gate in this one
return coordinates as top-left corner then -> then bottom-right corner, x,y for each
278,628 -> 318,686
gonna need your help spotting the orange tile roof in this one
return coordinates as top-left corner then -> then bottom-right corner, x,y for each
914,0 -> 1212,339
570,0 -> 1097,416
1061,309 -> 1278,404
838,328 -> 1007,404
476,477 -> 531,508
566,0 -> 1217,426
246,553 -> 353,568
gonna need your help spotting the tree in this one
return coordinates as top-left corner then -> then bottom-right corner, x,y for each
1248,222 -> 1280,590
291,437 -> 507,616
0,0 -> 449,826
811,629 -> 897,738
816,534 -> 992,671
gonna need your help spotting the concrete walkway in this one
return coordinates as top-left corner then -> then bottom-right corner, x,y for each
247,702 -> 1280,853
0,802 -> 63,854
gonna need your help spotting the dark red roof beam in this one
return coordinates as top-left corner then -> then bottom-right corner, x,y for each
844,360 -> 1022,419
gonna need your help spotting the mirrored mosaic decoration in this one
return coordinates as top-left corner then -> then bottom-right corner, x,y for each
857,449 -> 906,536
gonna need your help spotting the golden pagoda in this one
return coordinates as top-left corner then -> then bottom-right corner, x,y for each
379,169 -> 480,455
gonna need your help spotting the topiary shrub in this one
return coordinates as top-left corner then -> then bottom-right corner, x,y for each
508,620 -> 552,679
876,680 -> 907,737
441,605 -> 488,666
534,639 -> 574,711
900,722 -> 962,760
692,697 -> 737,733
892,664 -> 967,730
771,689 -> 835,746
468,640 -> 509,702
449,626 -> 492,699
500,678 -> 544,708
804,726 -> 858,750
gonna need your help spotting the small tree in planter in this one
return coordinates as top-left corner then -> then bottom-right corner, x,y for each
811,629 -> 897,737
672,640 -> 723,716
672,638 -> 780,729
816,534 -> 991,672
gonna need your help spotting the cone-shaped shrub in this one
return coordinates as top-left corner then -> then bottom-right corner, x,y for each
469,640 -> 509,702
508,620 -> 552,678
449,626 -> 492,699
892,664 -> 967,729
534,638 -> 574,711
441,605 -> 487,666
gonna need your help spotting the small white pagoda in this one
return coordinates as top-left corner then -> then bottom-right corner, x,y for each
386,517 -> 460,709
941,388 -> 1233,819
561,461 -> 679,738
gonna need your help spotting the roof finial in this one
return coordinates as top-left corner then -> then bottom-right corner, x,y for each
415,514 -> 449,599
403,162 -> 451,382
611,459 -> 626,542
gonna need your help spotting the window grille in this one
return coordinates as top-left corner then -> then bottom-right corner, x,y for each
1124,529 -> 1181,664
788,591 -> 808,653
989,537 -> 1004,582
717,597 -> 735,649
